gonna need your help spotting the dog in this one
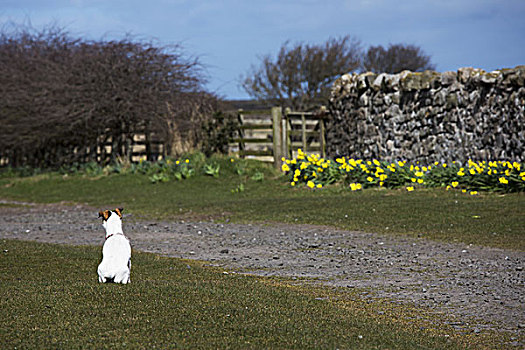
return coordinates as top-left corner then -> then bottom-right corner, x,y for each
97,208 -> 131,284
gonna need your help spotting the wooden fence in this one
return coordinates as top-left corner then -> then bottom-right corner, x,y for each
96,129 -> 165,164
231,106 -> 328,168
0,128 -> 165,168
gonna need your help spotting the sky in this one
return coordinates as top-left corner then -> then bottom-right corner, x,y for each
1,0 -> 524,100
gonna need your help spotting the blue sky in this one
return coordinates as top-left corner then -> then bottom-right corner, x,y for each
1,0 -> 524,99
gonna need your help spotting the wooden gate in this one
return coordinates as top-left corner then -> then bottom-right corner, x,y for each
231,106 -> 328,168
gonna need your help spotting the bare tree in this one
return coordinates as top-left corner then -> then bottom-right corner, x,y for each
241,36 -> 363,110
362,43 -> 435,74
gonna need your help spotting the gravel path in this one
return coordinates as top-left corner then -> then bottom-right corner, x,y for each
1,201 -> 523,344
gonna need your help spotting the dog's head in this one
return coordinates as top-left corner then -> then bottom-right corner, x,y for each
98,208 -> 124,230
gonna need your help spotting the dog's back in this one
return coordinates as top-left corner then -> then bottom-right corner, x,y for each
97,209 -> 131,284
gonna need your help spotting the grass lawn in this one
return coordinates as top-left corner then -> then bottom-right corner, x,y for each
0,163 -> 523,250
0,239 -> 479,349
0,162 -> 521,348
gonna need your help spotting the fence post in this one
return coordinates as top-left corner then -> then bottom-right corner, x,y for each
237,109 -> 246,158
301,113 -> 307,152
319,105 -> 327,158
281,114 -> 288,160
272,106 -> 283,169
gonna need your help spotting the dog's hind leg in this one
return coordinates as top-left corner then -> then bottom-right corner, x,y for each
97,266 -> 106,283
114,269 -> 130,284
127,258 -> 131,283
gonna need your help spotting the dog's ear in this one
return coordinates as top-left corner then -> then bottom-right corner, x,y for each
115,207 -> 123,218
98,210 -> 110,220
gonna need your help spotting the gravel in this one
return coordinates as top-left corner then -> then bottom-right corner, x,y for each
1,201 -> 523,342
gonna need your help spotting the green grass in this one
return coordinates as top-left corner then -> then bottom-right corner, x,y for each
0,167 -> 523,250
0,239 -> 476,349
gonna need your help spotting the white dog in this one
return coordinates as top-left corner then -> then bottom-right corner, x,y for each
97,208 -> 131,284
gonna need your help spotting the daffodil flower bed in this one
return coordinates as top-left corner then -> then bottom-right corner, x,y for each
281,149 -> 525,193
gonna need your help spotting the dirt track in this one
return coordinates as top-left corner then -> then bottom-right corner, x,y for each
1,201 -> 523,344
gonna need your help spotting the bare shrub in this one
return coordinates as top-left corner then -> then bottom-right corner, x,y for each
0,24 -> 216,168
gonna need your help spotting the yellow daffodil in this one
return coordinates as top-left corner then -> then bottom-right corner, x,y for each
281,163 -> 290,172
185,159 -> 189,163
291,182 -> 295,187
406,186 -> 414,192
350,183 -> 362,191
417,178 -> 424,184
367,176 -> 374,182
307,181 -> 315,189
499,177 -> 508,184
452,181 -> 458,187
316,184 -> 323,189
446,185 -> 451,190
470,191 -> 478,195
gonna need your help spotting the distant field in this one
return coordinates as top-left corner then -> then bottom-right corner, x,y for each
0,164 -> 523,250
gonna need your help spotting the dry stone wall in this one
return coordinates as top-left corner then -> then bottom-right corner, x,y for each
327,66 -> 525,163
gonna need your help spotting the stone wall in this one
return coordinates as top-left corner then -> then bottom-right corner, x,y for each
327,66 -> 525,163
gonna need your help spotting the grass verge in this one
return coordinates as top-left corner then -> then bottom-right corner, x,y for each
1,239 -> 493,349
0,168 -> 523,250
